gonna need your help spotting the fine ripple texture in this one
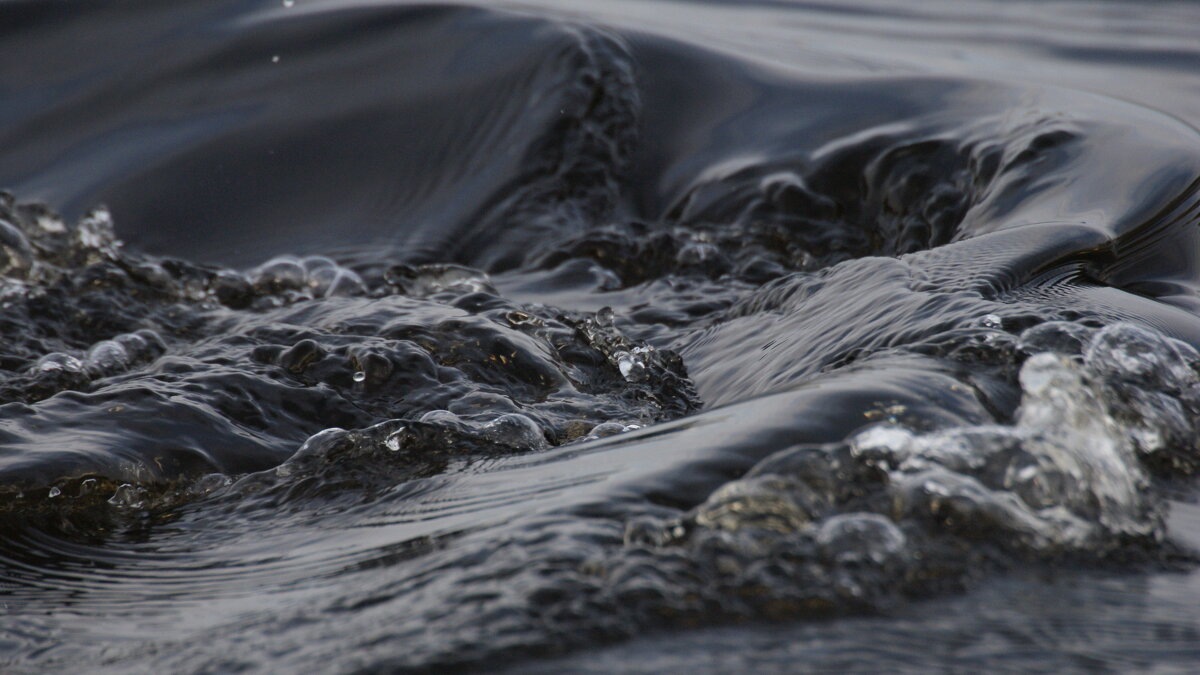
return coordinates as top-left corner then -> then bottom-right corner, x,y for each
2,0 -> 1200,672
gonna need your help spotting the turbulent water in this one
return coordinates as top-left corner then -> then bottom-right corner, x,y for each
3,0 -> 1200,671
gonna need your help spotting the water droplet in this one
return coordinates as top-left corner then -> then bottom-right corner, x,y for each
271,55 -> 280,63
352,371 -> 366,383
282,0 -> 294,6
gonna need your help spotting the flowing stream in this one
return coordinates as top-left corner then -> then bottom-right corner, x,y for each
3,1 -> 1200,671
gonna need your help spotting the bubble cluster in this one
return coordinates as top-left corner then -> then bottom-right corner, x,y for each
620,320 -> 1199,622
0,195 -> 699,518
377,410 -> 549,455
247,412 -> 553,494
22,329 -> 168,399
250,255 -> 366,300
384,263 -> 495,297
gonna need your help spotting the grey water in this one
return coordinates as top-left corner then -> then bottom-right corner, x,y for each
3,0 -> 1200,671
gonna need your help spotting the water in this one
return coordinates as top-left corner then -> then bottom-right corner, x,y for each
2,0 -> 1200,671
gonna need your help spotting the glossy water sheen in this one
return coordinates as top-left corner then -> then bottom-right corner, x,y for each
2,0 -> 1200,672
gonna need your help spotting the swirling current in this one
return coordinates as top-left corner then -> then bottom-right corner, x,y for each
3,0 -> 1200,672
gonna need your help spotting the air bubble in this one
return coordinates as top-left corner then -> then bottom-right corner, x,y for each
300,255 -> 335,272
1018,320 -> 1094,356
113,332 -> 147,356
33,352 -> 85,375
193,473 -> 232,494
86,340 -> 130,377
133,329 -> 168,355
48,486 -> 61,498
306,266 -> 337,294
694,476 -> 823,534
275,428 -> 352,478
482,413 -> 547,450
252,256 -> 306,293
352,371 -> 366,383
1085,322 -> 1194,392
324,268 -> 365,297
209,270 -> 253,308
420,410 -> 460,425
815,513 -> 906,566
586,422 -> 627,439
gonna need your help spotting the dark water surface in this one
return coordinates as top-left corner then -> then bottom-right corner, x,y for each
3,0 -> 1200,671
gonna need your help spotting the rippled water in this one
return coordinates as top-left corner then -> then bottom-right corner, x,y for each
3,0 -> 1200,671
